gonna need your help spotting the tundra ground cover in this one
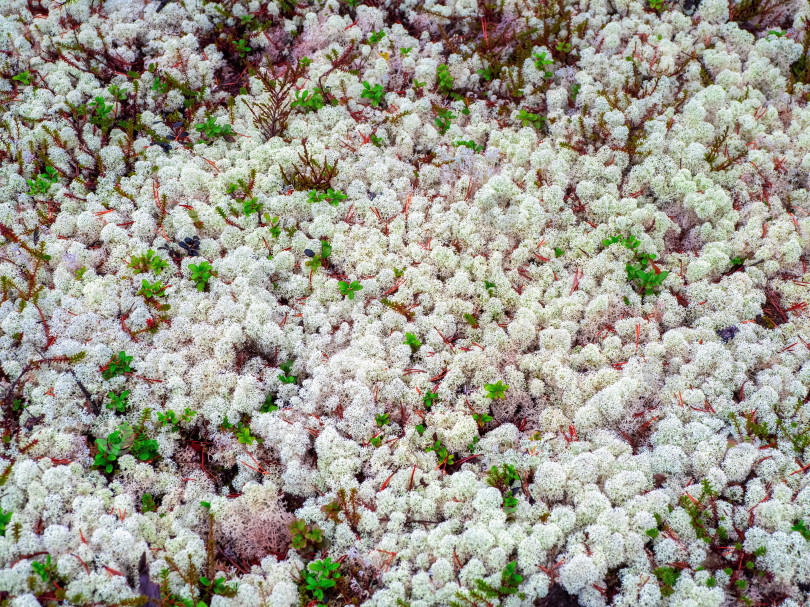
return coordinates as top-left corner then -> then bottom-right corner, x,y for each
2,0 -> 810,605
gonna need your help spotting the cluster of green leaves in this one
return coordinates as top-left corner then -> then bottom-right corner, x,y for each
27,166 -> 59,196
12,71 -> 31,86
305,240 -> 332,275
472,412 -> 493,429
361,81 -> 385,106
375,413 -> 389,427
603,235 -> 668,296
141,493 -> 158,513
233,38 -> 252,57
291,89 -> 325,112
434,108 -> 455,134
426,438 -> 455,467
194,117 -> 234,139
367,30 -> 385,44
793,519 -> 810,540
484,380 -> 509,400
436,64 -> 454,95
453,140 -> 484,152
106,390 -> 130,413
654,566 -> 680,597
0,507 -> 11,537
308,188 -> 347,206
450,561 -> 525,606
260,394 -> 278,413
403,332 -> 421,353
31,554 -> 57,584
290,519 -> 324,553
463,313 -> 479,328
189,261 -> 216,292
301,558 -> 341,607
422,390 -> 439,409
200,575 -> 237,597
156,408 -> 196,430
128,249 -> 169,275
102,351 -> 133,380
338,280 -> 363,300
532,51 -> 554,79
278,360 -> 297,384
517,109 -> 545,129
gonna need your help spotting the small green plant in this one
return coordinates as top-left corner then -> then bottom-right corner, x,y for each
12,71 -> 31,85
200,575 -> 236,596
647,0 -> 664,10
361,81 -> 385,106
472,412 -> 493,429
400,47 -> 412,56
260,394 -> 278,413
486,464 -> 520,492
188,261 -> 216,291
554,247 -> 564,257
556,40 -> 572,54
137,279 -> 169,300
131,433 -> 160,462
141,493 -> 157,513
477,66 -> 496,81
31,554 -> 56,583
305,240 -> 332,274
413,79 -> 426,89
570,83 -> 581,104
27,166 -> 59,196
393,267 -> 405,278
375,413 -> 390,426
369,133 -> 384,147
370,434 -> 383,447
426,439 -> 455,467
101,351 -> 133,380
128,249 -> 168,275
793,519 -> 810,540
422,390 -> 439,409
308,188 -> 347,206
233,38 -> 252,57
267,215 -> 282,238
463,313 -> 479,328
278,360 -> 297,384
88,96 -> 114,127
503,493 -> 518,514
484,380 -> 509,400
241,197 -> 261,216
194,117 -> 234,139
603,235 -> 668,296
415,423 -> 426,436
453,140 -> 484,152
290,89 -> 325,112
108,84 -> 128,101
303,558 -> 341,607
235,426 -> 255,445
338,280 -> 363,299
653,566 -> 680,596
106,390 -> 130,413
436,64 -> 454,95
767,29 -> 786,37
517,109 -> 545,128
434,108 -> 455,134
75,266 -> 87,280
0,508 -> 11,537
299,56 -> 312,66
467,435 -> 479,452
450,561 -> 525,606
94,426 -> 129,473
367,30 -> 385,44
403,332 -> 422,353
484,280 -> 496,295
156,408 -> 195,430
532,52 -> 554,79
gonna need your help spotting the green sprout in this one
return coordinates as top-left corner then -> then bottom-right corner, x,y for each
233,38 -> 252,57
200,575 -> 236,596
422,390 -> 439,409
128,249 -> 168,275
436,64 -> 454,95
141,493 -> 157,513
188,261 -> 216,292
517,109 -> 545,128
532,52 -> 554,79
102,351 -> 133,380
338,280 -> 363,300
484,380 -> 509,400
648,0 -> 664,10
653,567 -> 680,597
413,79 -> 426,89
31,555 -> 55,583
278,360 -> 297,384
195,117 -> 234,139
27,166 -> 59,196
472,412 -> 493,429
137,279 -> 169,299
426,439 -> 454,467
463,313 -> 479,328
106,390 -> 130,413
303,558 -> 341,606
0,508 -> 12,537
235,426 -> 255,445
290,89 -> 325,112
367,30 -> 386,44
241,197 -> 261,216
767,29 -> 786,37
361,81 -> 385,106
554,247 -> 564,257
400,47 -> 412,56
108,84 -> 128,101
267,215 -> 282,238
434,108 -> 455,135
503,494 -> 518,514
11,71 -> 31,86
403,332 -> 422,353
94,427 -> 128,473
370,434 -> 383,447
308,188 -> 347,206
793,519 -> 810,540
556,40 -> 572,54
375,413 -> 389,426
370,133 -> 384,147
260,394 -> 278,413
453,140 -> 484,152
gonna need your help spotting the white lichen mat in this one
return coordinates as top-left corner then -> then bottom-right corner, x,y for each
2,0 -> 810,605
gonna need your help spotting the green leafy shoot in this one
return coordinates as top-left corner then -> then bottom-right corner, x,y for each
375,413 -> 389,426
338,280 -> 363,300
653,567 -> 680,596
793,519 -> 810,540
235,426 -> 255,445
141,493 -> 157,513
128,249 -> 168,275
200,575 -> 236,596
31,555 -> 55,583
434,108 -> 455,134
453,140 -> 484,152
484,380 -> 509,400
436,64 -> 454,94
304,558 -> 341,604
290,89 -> 325,112
426,439 -> 454,467
0,508 -> 12,537
367,30 -> 386,44
233,38 -> 252,57
532,51 -> 554,79
194,117 -> 234,139
278,360 -> 297,384
361,81 -> 385,106
517,109 -> 545,128
556,40 -> 572,54
241,197 -> 261,216
422,390 -> 439,409
308,188 -> 347,206
12,71 -> 31,86
107,390 -> 130,413
188,261 -> 216,291
102,351 -> 133,380
400,47 -> 412,56
404,332 -> 422,353
463,313 -> 479,328
472,412 -> 493,429
27,166 -> 59,196
260,394 -> 278,413
137,279 -> 169,299
267,215 -> 282,238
